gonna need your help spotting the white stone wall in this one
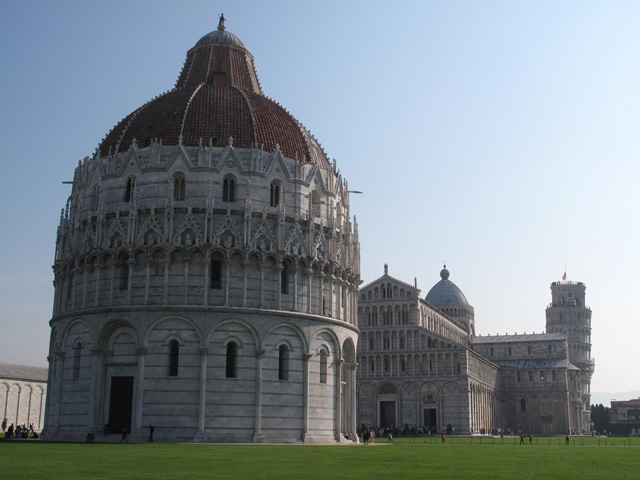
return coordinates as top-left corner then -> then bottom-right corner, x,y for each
0,379 -> 46,432
45,309 -> 358,443
46,144 -> 361,443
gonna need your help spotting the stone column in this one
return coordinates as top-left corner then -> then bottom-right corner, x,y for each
94,263 -> 103,307
87,349 -> 102,434
224,260 -> 230,306
277,264 -> 283,310
127,258 -> 135,304
70,264 -> 79,310
253,349 -> 266,442
38,389 -> 45,430
109,264 -> 115,306
334,358 -> 343,442
82,265 -> 89,309
132,348 -> 147,437
336,281 -> 342,320
438,389 -> 444,432
183,260 -> 190,304
306,270 -> 312,313
40,356 -> 54,437
15,387 -> 21,428
328,275 -> 334,317
292,265 -> 299,311
319,272 -> 325,316
163,255 -> 169,304
259,263 -> 265,307
194,348 -> 209,442
51,352 -> 65,437
347,362 -> 358,441
203,259 -> 210,305
2,385 -> 9,423
242,261 -> 249,307
302,353 -> 312,441
26,388 -> 33,429
144,259 -> 152,304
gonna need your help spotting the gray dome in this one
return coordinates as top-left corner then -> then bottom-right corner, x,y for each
195,29 -> 245,48
425,267 -> 469,307
194,15 -> 245,49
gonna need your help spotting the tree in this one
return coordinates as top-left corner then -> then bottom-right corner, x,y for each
590,404 -> 610,433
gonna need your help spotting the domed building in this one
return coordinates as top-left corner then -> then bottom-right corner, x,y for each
425,266 -> 475,337
356,265 -> 594,436
43,16 -> 360,443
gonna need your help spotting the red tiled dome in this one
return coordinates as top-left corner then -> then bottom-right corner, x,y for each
99,19 -> 329,168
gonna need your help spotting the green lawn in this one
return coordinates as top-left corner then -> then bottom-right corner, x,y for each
1,439 -> 638,480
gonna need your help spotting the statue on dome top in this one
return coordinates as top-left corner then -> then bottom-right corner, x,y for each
218,14 -> 226,31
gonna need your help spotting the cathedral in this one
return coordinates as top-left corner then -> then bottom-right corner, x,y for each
43,17 -> 360,443
356,265 -> 594,435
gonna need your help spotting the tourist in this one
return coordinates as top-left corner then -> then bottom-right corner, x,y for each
441,432 -> 445,444
149,424 -> 155,442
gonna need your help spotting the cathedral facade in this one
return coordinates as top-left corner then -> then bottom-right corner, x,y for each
43,18 -> 360,443
356,266 -> 594,435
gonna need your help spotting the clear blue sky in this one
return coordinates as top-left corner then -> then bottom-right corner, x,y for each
1,1 -> 639,397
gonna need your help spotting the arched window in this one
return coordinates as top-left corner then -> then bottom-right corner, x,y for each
384,358 -> 390,372
311,191 -> 321,218
226,342 -> 237,378
125,176 -> 136,202
91,185 -> 100,211
369,359 -> 374,375
118,256 -> 129,290
320,349 -> 328,384
280,262 -> 289,295
278,345 -> 289,380
168,340 -> 179,376
527,345 -> 532,355
73,341 -> 83,379
173,174 -> 185,201
400,358 -> 406,372
210,258 -> 222,289
223,177 -> 235,202
270,181 -> 280,207
520,398 -> 527,412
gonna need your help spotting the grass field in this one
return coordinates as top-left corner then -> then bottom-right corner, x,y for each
1,438 -> 638,480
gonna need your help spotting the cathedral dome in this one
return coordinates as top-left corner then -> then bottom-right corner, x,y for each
98,17 -> 329,168
425,267 -> 469,307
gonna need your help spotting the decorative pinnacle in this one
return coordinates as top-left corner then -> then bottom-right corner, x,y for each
218,13 -> 226,31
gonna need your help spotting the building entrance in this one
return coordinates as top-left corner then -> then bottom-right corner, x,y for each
108,376 -> 134,434
379,401 -> 396,428
424,408 -> 437,432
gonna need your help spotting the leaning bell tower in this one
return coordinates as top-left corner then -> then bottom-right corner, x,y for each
545,280 -> 594,433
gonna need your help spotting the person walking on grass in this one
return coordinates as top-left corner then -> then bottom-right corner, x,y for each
148,424 -> 155,442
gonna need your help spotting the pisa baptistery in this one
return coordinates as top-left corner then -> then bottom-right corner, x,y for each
43,16 -> 360,443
